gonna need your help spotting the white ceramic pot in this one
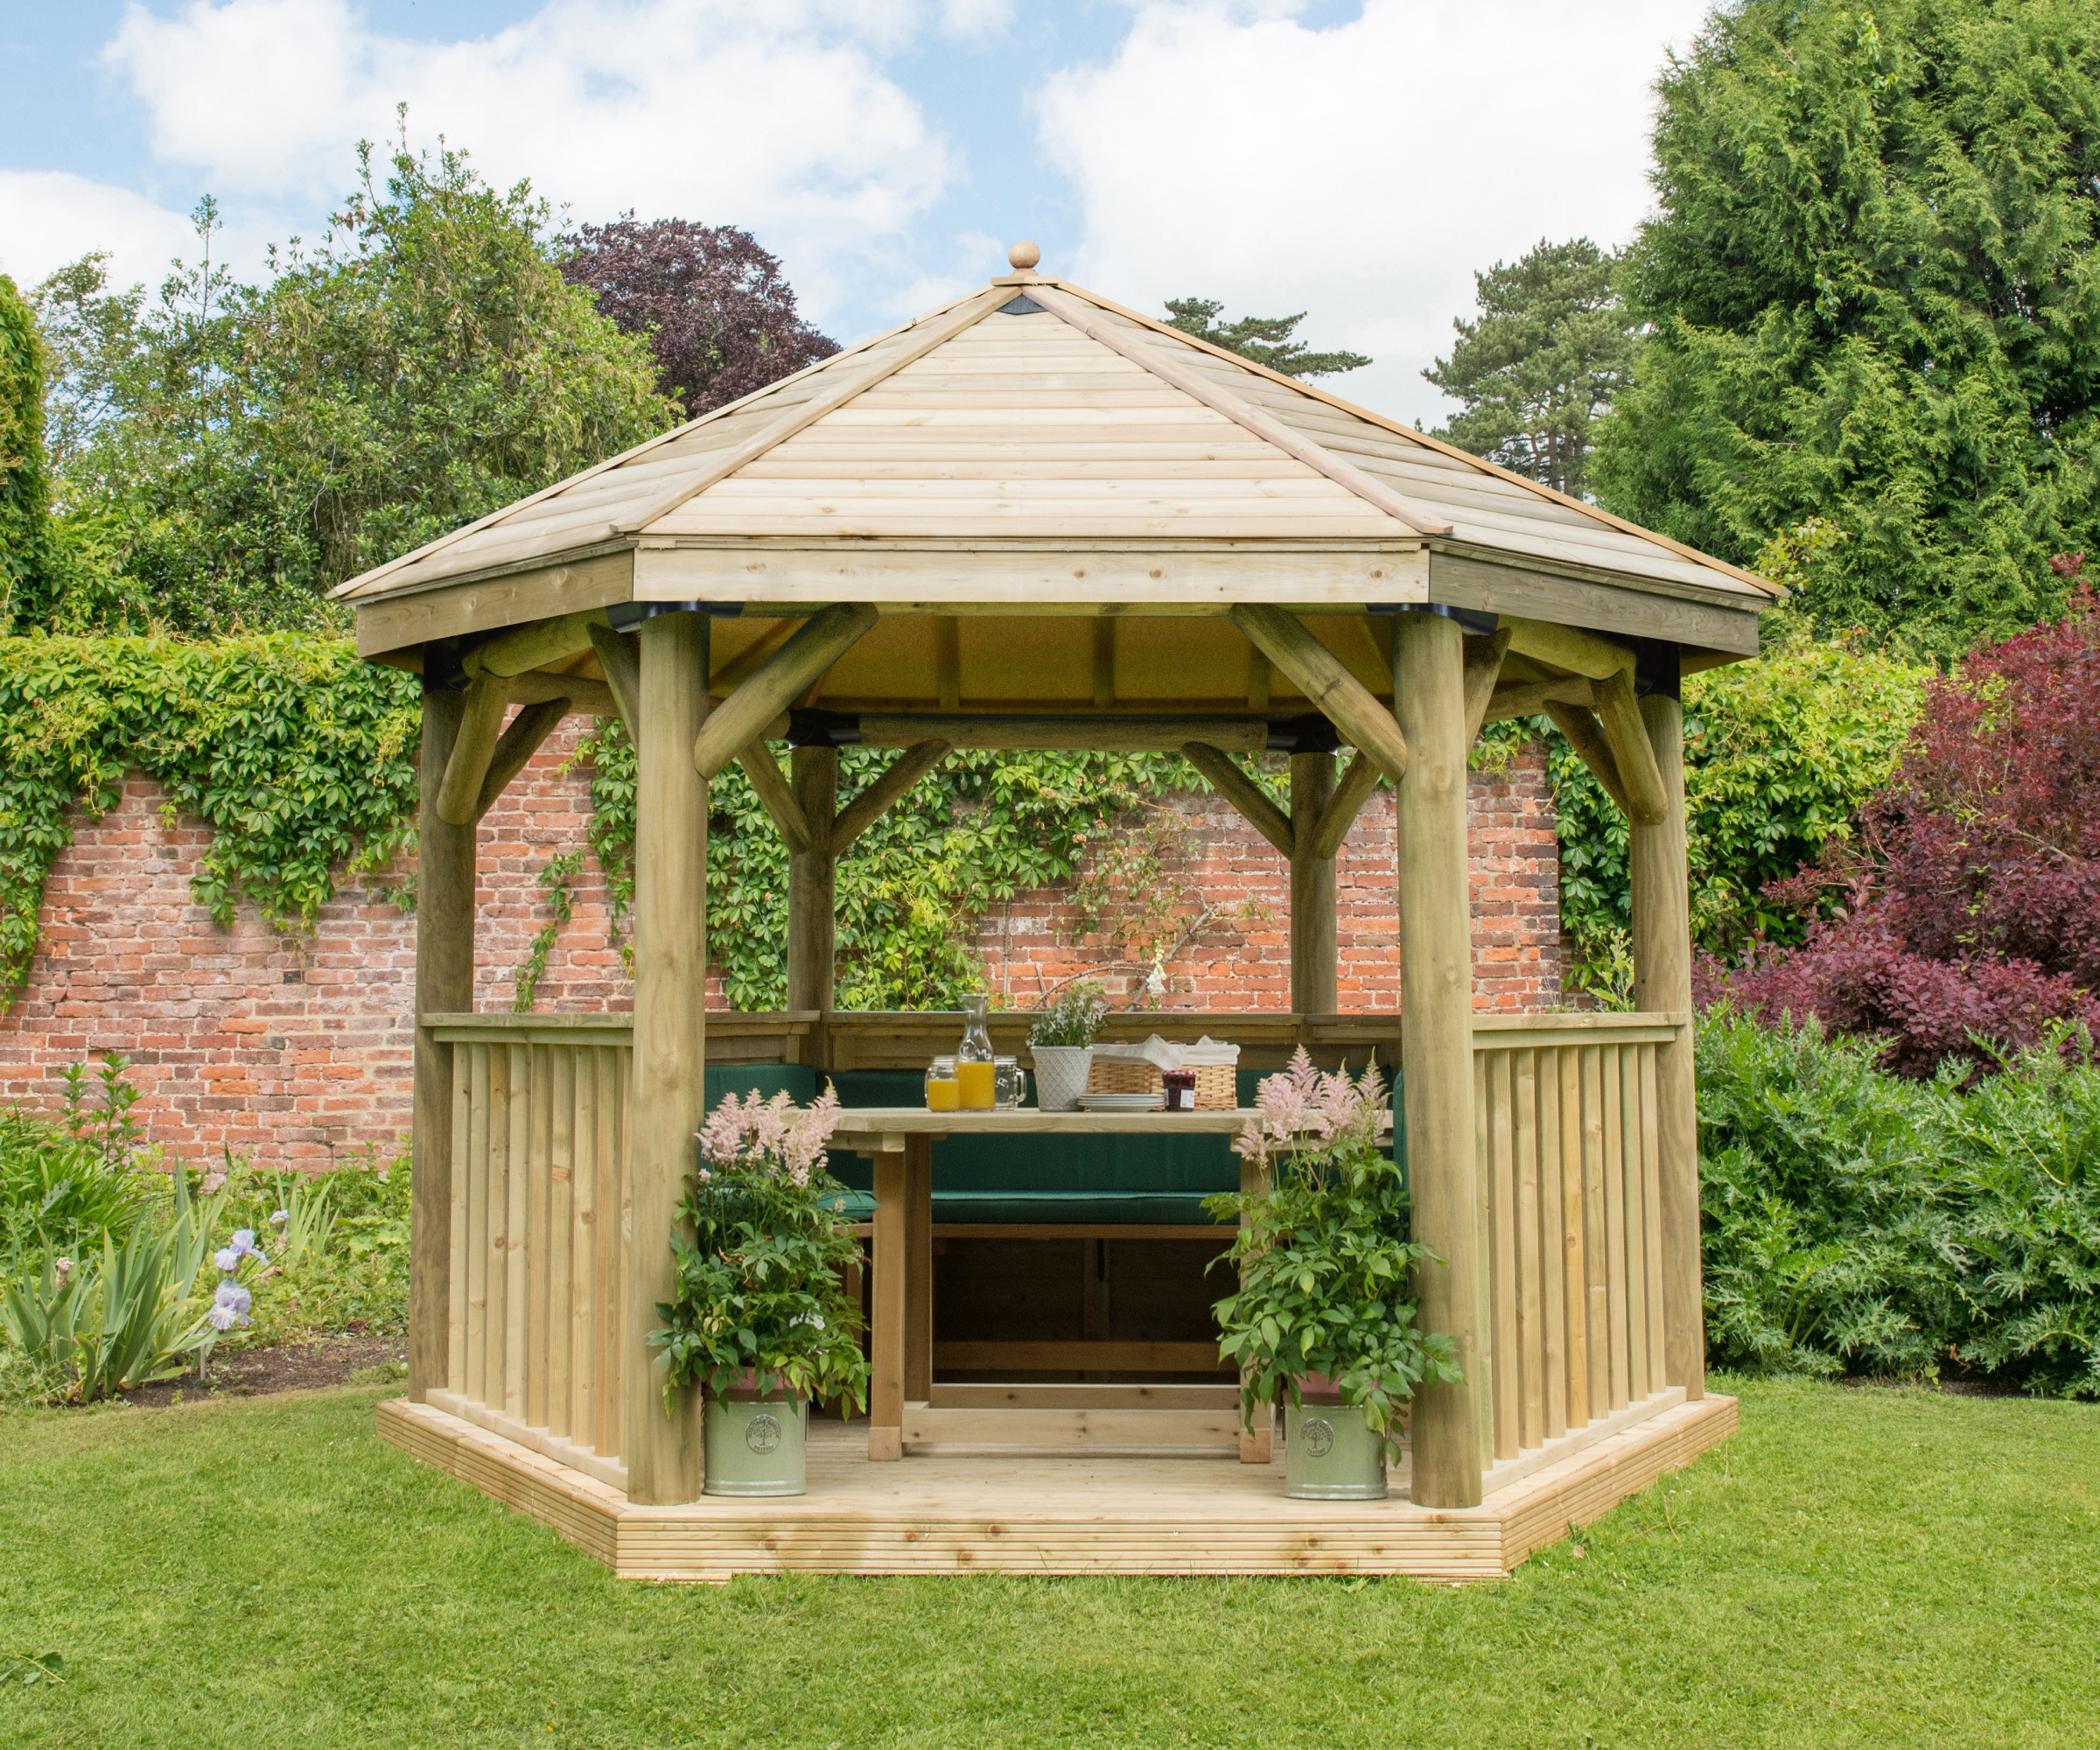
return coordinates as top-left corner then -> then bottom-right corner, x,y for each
1031,1044 -> 1094,1112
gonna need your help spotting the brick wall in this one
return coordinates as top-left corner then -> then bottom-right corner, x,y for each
0,720 -> 1563,1169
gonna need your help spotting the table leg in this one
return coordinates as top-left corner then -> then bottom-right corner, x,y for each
869,1146 -> 906,1460
1239,1153 -> 1272,1464
905,1135 -> 934,1405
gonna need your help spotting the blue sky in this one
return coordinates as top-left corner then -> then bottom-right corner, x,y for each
0,1 -> 1712,427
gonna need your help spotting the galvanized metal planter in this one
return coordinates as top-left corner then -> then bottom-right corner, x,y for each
704,1395 -> 809,1497
1284,1399 -> 1389,1501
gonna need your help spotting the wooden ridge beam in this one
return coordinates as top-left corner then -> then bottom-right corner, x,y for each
692,602 -> 879,780
472,699 -> 569,822
1543,701 -> 1633,816
737,744 -> 813,855
858,712 -> 1269,752
1593,669 -> 1670,826
1309,750 -> 1382,861
434,671 -> 511,827
835,740 -> 953,853
1181,743 -> 1293,858
1462,626 -> 1514,746
1228,604 -> 1409,786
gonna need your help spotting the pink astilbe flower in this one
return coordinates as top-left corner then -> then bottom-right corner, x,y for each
695,1084 -> 844,1185
1235,1049 -> 1388,1166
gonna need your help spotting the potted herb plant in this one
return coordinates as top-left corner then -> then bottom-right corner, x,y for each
1026,981 -> 1110,1111
650,1087 -> 870,1496
1208,1050 -> 1461,1500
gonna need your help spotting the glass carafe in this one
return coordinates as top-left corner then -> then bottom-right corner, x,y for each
956,994 -> 996,1110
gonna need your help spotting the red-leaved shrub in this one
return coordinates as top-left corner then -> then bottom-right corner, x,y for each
1703,584 -> 2100,1077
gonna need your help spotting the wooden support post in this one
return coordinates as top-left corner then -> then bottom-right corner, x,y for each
411,682 -> 475,1403
1631,670 -> 1704,1402
1392,609 -> 1485,1508
869,1145 -> 907,1460
624,610 -> 710,1504
1290,752 -> 1338,1015
905,1135 -> 934,1404
788,746 -> 838,1060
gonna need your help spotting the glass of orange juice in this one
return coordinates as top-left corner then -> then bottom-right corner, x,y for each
925,1057 -> 961,1111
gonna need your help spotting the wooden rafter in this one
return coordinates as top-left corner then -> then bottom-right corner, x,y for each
586,623 -> 642,733
435,671 -> 512,827
1462,627 -> 1515,745
858,713 -> 1268,753
472,699 -> 570,823
1592,669 -> 1670,825
1544,701 -> 1633,816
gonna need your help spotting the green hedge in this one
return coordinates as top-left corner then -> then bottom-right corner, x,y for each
1698,1007 -> 2100,1396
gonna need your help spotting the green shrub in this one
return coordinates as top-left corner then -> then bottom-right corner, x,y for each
0,1059 -> 152,1259
1697,1008 -> 2100,1395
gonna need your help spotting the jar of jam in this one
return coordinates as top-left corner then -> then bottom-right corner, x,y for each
1160,1068 -> 1197,1112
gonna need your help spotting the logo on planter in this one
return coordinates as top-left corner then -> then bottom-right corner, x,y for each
746,1412 -> 784,1454
1300,1416 -> 1335,1460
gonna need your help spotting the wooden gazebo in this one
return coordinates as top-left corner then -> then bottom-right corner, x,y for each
353,247 -> 1757,1578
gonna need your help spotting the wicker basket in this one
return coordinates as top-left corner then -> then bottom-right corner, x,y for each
1084,1056 -> 1237,1110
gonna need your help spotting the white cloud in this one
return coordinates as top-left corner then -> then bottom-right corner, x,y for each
939,0 -> 1015,38
0,171 -> 205,296
1036,0 -> 1710,427
99,0 -> 958,326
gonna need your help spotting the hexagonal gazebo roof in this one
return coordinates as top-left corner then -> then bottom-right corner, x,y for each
334,259 -> 1773,704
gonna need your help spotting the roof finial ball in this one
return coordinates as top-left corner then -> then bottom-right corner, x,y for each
1008,240 -> 1041,271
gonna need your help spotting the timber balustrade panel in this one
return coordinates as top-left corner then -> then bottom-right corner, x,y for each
432,1023 -> 632,1478
422,1011 -> 1686,1491
1471,1015 -> 1683,1466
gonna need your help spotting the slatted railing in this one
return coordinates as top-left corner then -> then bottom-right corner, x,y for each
429,1018 -> 634,1488
1473,1013 -> 1685,1476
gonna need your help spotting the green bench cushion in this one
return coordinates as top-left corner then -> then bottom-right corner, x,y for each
700,1063 -> 1402,1227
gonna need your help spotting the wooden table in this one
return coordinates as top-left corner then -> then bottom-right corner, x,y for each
831,1107 -> 1261,1460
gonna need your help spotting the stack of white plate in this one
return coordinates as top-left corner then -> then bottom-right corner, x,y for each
1075,1091 -> 1166,1112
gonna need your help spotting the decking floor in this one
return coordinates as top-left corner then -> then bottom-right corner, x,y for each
378,1391 -> 1736,1581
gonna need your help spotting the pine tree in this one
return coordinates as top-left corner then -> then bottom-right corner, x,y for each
1421,238 -> 1634,500
1162,299 -> 1368,378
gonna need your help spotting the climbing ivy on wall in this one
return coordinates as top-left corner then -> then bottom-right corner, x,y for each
0,634 -> 421,999
571,719 -> 1204,1012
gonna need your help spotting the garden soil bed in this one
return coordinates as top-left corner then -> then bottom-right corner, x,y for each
121,1329 -> 406,1408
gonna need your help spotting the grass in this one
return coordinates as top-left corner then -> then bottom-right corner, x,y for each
0,1378 -> 2095,1748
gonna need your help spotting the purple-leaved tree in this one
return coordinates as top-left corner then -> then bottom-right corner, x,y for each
560,217 -> 836,417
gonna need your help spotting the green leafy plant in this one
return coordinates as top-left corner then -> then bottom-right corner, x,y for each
1207,1051 -> 1461,1453
650,1088 -> 869,1410
1697,1007 -> 2100,1395
1026,981 -> 1109,1049
0,1060 -> 152,1259
0,634 -> 420,1004
0,1170 -> 222,1401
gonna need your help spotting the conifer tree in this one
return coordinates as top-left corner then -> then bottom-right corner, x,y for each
1162,298 -> 1369,379
1422,238 -> 1634,500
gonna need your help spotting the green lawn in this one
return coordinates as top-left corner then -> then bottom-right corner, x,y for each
1,1379 -> 2094,1748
